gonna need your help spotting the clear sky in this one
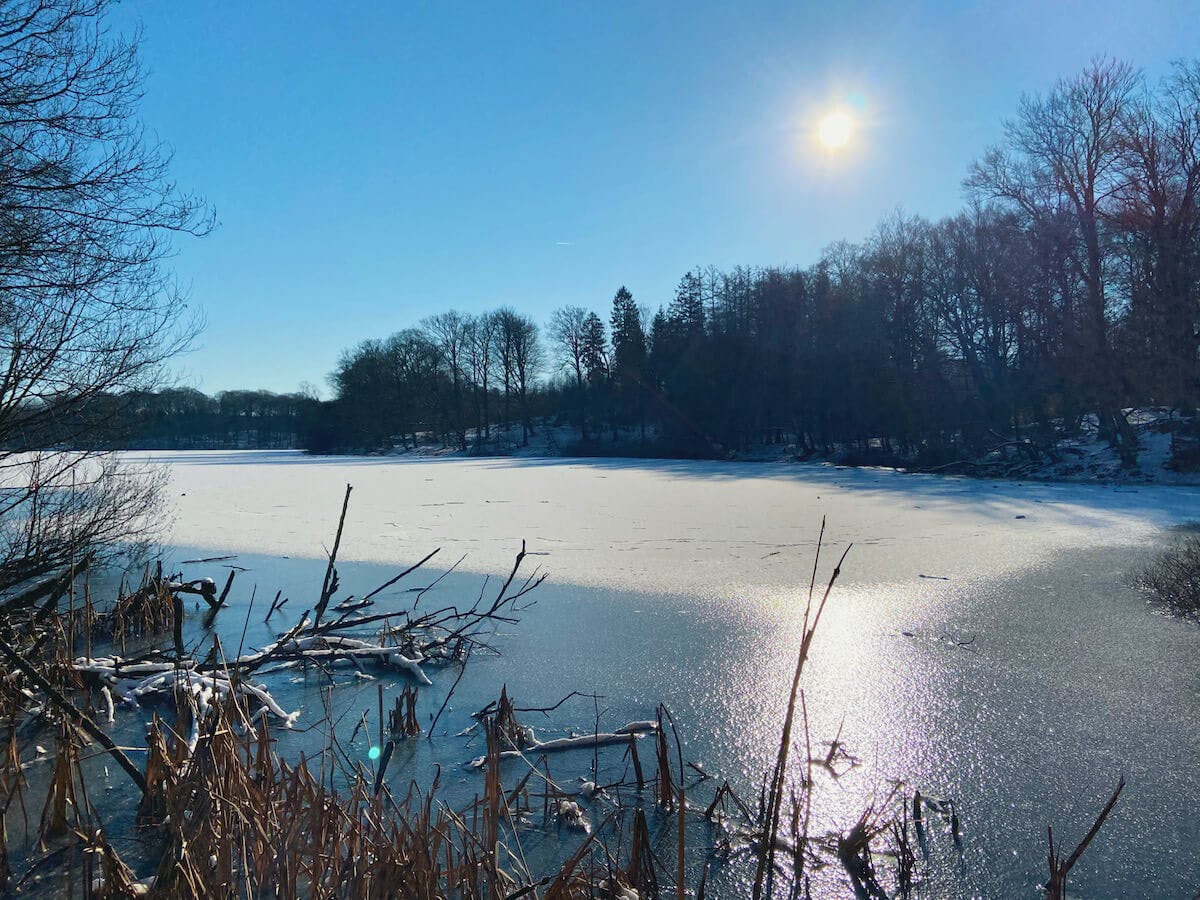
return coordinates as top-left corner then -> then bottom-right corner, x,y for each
118,1 -> 1200,395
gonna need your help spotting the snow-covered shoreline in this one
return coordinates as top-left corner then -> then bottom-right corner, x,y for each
284,408 -> 1200,487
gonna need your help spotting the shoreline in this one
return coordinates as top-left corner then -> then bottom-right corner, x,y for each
300,442 -> 1200,488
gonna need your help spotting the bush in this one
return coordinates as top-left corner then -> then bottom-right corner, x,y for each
1136,535 -> 1200,621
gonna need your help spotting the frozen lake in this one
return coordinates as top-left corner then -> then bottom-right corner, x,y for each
131,450 -> 1200,897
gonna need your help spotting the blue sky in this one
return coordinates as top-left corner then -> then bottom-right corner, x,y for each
119,1 -> 1200,395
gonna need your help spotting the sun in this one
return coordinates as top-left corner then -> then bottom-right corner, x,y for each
817,111 -> 854,150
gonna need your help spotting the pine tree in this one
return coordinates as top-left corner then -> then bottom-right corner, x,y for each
669,270 -> 706,337
581,312 -> 609,382
609,287 -> 648,441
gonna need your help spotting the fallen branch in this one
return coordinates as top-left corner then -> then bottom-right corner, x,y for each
470,720 -> 658,768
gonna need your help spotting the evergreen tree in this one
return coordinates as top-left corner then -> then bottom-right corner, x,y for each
581,312 -> 609,382
609,287 -> 648,440
669,270 -> 706,337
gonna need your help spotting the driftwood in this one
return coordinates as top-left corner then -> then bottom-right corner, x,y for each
469,720 -> 659,768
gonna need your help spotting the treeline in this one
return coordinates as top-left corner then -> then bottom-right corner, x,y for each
19,389 -> 324,450
316,59 -> 1200,464
118,389 -> 323,449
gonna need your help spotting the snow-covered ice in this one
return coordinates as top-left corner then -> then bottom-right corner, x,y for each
129,450 -> 1199,593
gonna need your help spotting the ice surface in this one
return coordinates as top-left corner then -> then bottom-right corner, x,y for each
131,450 -> 1200,593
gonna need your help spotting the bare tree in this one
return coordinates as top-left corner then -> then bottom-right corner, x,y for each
926,207 -> 1031,434
492,308 -> 518,436
0,0 -> 211,592
968,57 -> 1141,460
465,312 -> 497,441
422,310 -> 470,449
509,314 -> 543,446
548,305 -> 589,436
548,306 -> 589,390
1113,61 -> 1200,408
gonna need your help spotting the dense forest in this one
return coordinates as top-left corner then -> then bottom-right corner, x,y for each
89,58 -> 1200,465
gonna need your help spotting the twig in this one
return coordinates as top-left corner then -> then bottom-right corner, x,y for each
361,548 -> 441,601
1045,778 -> 1125,899
429,649 -> 471,736
217,570 -> 235,607
315,483 -> 353,624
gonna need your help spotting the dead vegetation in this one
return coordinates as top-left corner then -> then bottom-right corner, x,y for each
1135,533 -> 1200,621
1044,779 -> 1126,900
